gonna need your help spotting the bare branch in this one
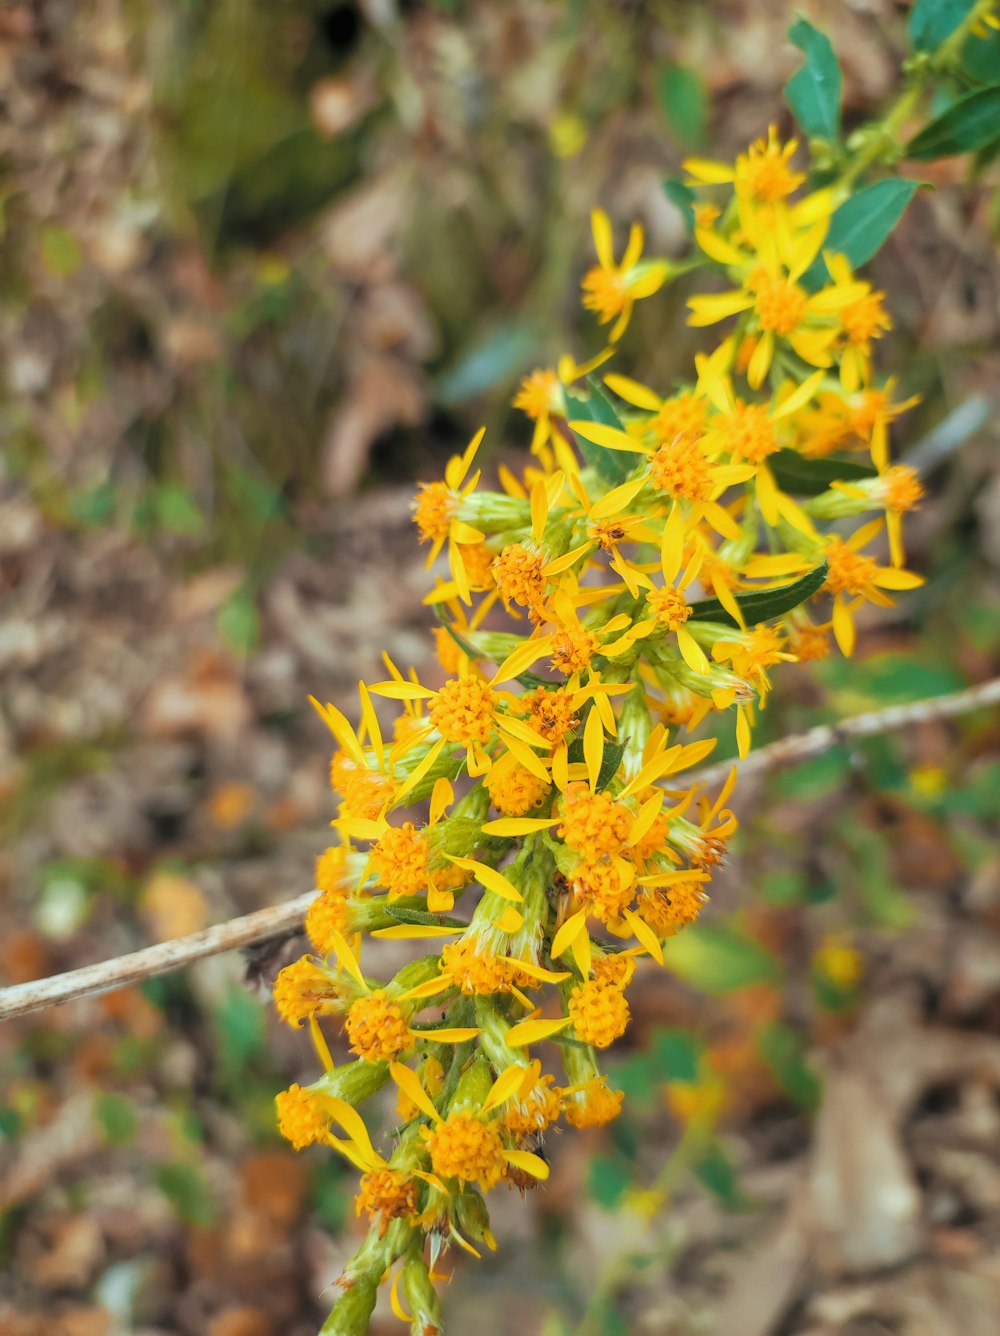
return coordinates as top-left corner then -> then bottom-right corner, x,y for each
688,675 -> 1000,791
2,676 -> 997,1026
0,892 -> 316,1023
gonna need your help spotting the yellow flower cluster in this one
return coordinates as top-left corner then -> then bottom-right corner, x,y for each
274,127 -> 923,1333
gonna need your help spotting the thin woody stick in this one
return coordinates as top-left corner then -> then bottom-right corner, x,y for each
687,674 -> 1000,791
1,677 -> 997,1025
0,892 -> 317,1023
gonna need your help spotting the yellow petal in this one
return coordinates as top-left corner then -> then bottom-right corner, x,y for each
568,421 -> 649,453
551,908 -> 587,959
589,474 -> 648,521
506,1017 -> 570,1046
584,705 -> 605,792
409,1027 -> 480,1043
371,924 -> 465,939
390,1061 -> 442,1123
623,907 -> 664,965
446,856 -> 523,902
483,1064 -> 531,1113
603,373 -> 661,411
492,636 -> 554,685
503,1149 -> 550,1180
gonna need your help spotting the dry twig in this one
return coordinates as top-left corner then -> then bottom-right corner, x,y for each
1,677 -> 997,1025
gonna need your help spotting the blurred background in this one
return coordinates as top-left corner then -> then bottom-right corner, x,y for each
1,2 -> 999,1333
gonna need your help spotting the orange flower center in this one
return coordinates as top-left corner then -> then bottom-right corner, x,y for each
429,677 -> 498,746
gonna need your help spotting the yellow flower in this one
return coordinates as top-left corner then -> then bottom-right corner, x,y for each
581,208 -> 669,341
685,125 -> 806,207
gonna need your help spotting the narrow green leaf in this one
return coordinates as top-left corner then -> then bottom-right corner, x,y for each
566,736 -> 625,790
656,65 -> 708,148
908,0 -> 977,51
785,17 -> 842,140
564,385 -> 638,486
663,923 -> 782,993
802,180 -> 920,288
156,1163 -> 215,1227
907,85 -> 1000,160
688,562 -> 828,628
757,1023 -> 822,1110
385,905 -> 468,929
588,1153 -> 632,1209
662,177 -> 697,233
217,585 -> 260,655
693,1141 -> 745,1208
769,449 -> 877,494
649,1028 -> 701,1083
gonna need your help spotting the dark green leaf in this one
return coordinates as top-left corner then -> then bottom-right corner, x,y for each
649,1028 -> 701,1083
785,18 -> 842,140
907,86 -> 1000,159
656,64 -> 708,148
757,1023 -> 822,1110
688,562 -> 828,628
155,482 -> 204,537
909,0 -> 978,51
961,28 -> 1000,84
663,923 -> 783,993
156,1163 -> 215,1227
693,1141 -> 745,1208
564,384 -> 637,486
566,737 -> 625,790
769,449 -> 877,494
772,746 -> 853,800
216,987 -> 266,1074
588,1152 -> 632,1209
437,322 -> 536,404
94,1092 -> 139,1145
662,177 -> 697,233
70,482 -> 117,529
801,180 -> 921,288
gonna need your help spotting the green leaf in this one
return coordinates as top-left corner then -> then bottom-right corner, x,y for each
566,736 -> 625,790
564,383 -> 638,486
155,482 -> 204,537
802,180 -> 921,288
40,225 -> 82,277
588,1152 -> 632,1209
907,85 -> 1000,160
693,1141 -> 745,1208
70,482 -> 117,529
785,18 -> 842,141
961,28 -> 1000,84
908,0 -> 978,51
656,65 -> 708,148
648,1028 -> 701,1083
662,177 -> 697,233
437,322 -> 537,404
688,562 -> 827,628
215,987 -> 266,1075
663,923 -> 782,993
155,1163 -> 215,1227
217,585 -> 260,655
94,1092 -> 139,1145
772,747 -> 853,801
768,449 -> 877,494
757,1023 -> 821,1110
385,905 -> 468,929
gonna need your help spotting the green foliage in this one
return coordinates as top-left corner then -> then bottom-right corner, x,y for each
664,923 -> 783,993
757,1023 -> 821,1110
785,18 -> 842,141
768,450 -> 877,494
662,177 -> 697,232
587,1152 -> 632,1209
565,383 -> 638,486
215,986 -> 267,1082
155,1162 -> 216,1226
801,180 -> 921,289
217,585 -> 261,655
94,1092 -> 140,1145
908,0 -> 979,51
656,65 -> 708,148
693,1142 -> 744,1208
689,562 -> 828,628
154,482 -> 205,537
907,85 -> 1000,159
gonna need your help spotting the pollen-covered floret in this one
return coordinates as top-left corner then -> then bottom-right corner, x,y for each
345,990 -> 411,1062
276,1084 -> 331,1150
568,978 -> 631,1048
369,822 -> 430,898
305,888 -> 350,956
272,958 -> 342,1028
429,677 -> 498,747
558,784 -> 632,861
425,1112 -> 506,1192
356,1167 -> 420,1234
